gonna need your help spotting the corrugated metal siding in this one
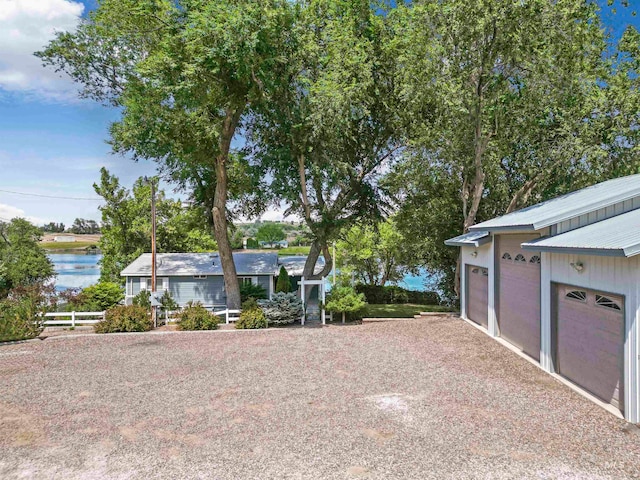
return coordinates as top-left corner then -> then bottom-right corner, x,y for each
169,276 -> 226,306
543,253 -> 640,422
556,197 -> 640,234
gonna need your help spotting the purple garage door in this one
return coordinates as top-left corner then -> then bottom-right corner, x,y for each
466,265 -> 488,328
498,234 -> 541,360
555,285 -> 624,413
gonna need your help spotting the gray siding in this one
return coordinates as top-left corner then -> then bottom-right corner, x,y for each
555,197 -> 640,234
256,275 -> 272,297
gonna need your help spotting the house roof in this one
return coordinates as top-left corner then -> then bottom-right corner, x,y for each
278,255 -> 326,276
470,174 -> 640,232
444,231 -> 491,247
121,252 -> 280,277
521,208 -> 640,257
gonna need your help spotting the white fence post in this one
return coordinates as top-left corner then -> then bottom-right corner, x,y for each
71,311 -> 76,328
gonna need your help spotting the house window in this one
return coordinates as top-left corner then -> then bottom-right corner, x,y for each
595,294 -> 621,311
238,276 -> 258,286
194,275 -> 208,280
514,254 -> 526,263
529,255 -> 541,264
141,277 -> 168,292
565,290 -> 587,302
502,253 -> 512,260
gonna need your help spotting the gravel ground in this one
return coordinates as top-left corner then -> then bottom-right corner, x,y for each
1,316 -> 639,480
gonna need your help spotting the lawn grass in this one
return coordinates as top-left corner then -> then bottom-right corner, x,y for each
41,241 -> 97,250
277,246 -> 311,256
363,303 -> 454,318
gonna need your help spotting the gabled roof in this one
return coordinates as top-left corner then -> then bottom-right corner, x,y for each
278,255 -> 326,276
521,208 -> 640,257
444,231 -> 491,247
470,174 -> 640,232
121,252 -> 280,277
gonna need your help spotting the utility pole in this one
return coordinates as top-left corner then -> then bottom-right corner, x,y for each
150,178 -> 157,328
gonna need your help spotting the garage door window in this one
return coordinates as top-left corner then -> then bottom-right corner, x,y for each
529,255 -> 541,264
502,253 -> 512,261
565,290 -> 587,302
514,254 -> 526,263
595,294 -> 621,311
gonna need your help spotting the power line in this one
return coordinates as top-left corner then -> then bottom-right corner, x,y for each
0,188 -> 102,201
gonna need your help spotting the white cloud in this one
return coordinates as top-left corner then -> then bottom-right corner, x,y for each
0,202 -> 46,225
0,0 -> 84,100
260,207 -> 301,223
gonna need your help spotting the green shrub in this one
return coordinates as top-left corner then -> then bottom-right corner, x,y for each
240,282 -> 267,302
235,298 -> 268,329
176,302 -> 219,331
94,305 -> 152,333
325,285 -> 367,322
132,290 -> 151,309
260,292 -> 302,325
246,237 -> 259,249
275,266 -> 291,293
0,283 -> 54,342
82,282 -> 124,311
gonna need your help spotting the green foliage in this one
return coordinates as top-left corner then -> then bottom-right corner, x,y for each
94,305 -> 152,334
229,229 -> 244,249
0,219 -> 55,298
245,238 -> 259,249
355,285 -> 440,306
325,285 -> 367,321
260,292 -> 302,325
0,283 -> 55,342
93,169 -> 217,283
81,282 -> 124,311
176,303 -> 219,331
159,290 -> 178,312
364,303 -> 453,318
337,218 -> 410,286
239,282 -> 267,302
132,290 -> 151,309
275,266 -> 291,293
236,298 -> 268,329
256,223 -> 285,246
42,222 -> 65,233
70,218 -> 100,234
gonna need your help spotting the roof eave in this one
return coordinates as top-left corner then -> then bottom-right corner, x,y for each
521,243 -> 628,257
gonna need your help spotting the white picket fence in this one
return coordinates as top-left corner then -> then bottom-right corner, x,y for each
163,307 -> 241,324
43,311 -> 105,327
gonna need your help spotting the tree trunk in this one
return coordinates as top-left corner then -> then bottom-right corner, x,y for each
212,108 -> 243,310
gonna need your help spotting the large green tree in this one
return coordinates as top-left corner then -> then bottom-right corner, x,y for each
38,0 -> 296,309
94,168 -> 216,283
0,219 -> 55,298
256,223 -> 285,246
386,0 -> 631,296
248,0 -> 401,279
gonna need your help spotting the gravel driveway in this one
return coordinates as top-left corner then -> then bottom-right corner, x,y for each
1,316 -> 639,479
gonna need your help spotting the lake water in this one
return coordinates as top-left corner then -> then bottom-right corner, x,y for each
49,253 -> 102,291
48,253 -> 433,292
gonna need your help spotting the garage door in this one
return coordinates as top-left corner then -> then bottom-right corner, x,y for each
466,265 -> 488,328
555,285 -> 624,413
498,234 -> 541,360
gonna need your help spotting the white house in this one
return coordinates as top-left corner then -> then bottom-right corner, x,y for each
446,174 -> 640,422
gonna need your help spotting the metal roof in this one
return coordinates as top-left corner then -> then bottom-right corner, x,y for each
445,231 -> 491,247
278,255 -> 326,276
121,252 -> 280,277
521,208 -> 640,257
470,174 -> 640,232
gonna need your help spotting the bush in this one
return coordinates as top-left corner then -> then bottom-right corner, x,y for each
240,282 -> 267,302
325,285 -> 367,322
235,298 -> 268,329
176,302 -> 219,331
0,283 -> 54,342
260,292 -> 302,325
94,305 -> 152,333
275,266 -> 291,293
246,237 -> 259,249
82,282 -> 124,311
355,284 -> 440,305
132,290 -> 151,309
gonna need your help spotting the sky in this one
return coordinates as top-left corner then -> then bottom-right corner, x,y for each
0,0 -> 638,226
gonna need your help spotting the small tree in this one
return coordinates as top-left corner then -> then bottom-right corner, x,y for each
260,292 -> 302,325
325,286 -> 367,323
82,282 -> 124,311
275,266 -> 291,293
246,238 -> 259,249
256,223 -> 285,247
239,282 -> 267,302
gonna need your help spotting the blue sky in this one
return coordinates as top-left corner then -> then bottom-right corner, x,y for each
0,0 -> 638,226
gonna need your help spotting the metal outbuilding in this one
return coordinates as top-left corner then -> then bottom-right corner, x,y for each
446,174 -> 640,423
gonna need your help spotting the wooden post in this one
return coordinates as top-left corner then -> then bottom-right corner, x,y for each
300,278 -> 306,326
150,178 -> 157,328
321,280 -> 326,325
